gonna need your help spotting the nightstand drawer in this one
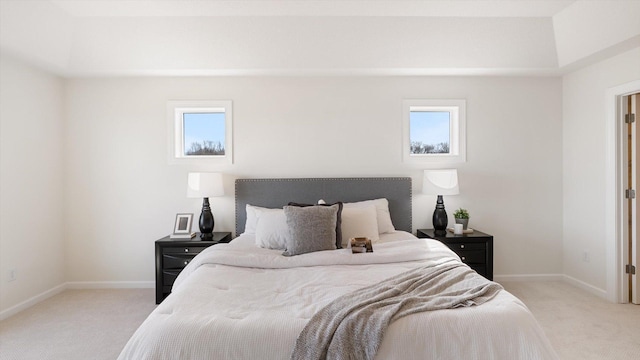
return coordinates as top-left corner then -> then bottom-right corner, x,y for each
447,242 -> 485,251
162,254 -> 195,269
162,270 -> 181,286
456,249 -> 485,264
162,285 -> 172,294
163,246 -> 207,255
470,265 -> 487,277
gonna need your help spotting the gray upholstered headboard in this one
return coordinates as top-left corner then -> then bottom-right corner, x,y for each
235,177 -> 412,235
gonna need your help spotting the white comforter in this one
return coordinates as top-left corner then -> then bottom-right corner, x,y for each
119,233 -> 558,360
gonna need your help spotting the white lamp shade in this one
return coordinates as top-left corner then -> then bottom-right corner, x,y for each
187,172 -> 224,198
422,169 -> 459,195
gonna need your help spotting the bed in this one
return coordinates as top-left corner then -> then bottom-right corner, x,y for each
119,178 -> 558,360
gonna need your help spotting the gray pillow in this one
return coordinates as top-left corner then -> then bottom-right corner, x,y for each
288,201 -> 343,249
282,204 -> 339,256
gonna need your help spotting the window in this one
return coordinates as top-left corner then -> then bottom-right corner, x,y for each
167,100 -> 233,164
402,99 -> 466,163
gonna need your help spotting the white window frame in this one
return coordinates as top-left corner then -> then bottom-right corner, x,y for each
167,100 -> 233,165
402,99 -> 466,164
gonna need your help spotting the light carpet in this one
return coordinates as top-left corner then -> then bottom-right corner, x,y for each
1,282 -> 638,359
502,281 -> 639,360
0,289 -> 155,360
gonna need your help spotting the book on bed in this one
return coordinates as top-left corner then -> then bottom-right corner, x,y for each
350,237 -> 373,253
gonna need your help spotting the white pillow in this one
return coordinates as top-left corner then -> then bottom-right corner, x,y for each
340,205 -> 379,247
343,198 -> 395,234
244,204 -> 260,235
254,207 -> 289,250
244,204 -> 278,235
378,230 -> 417,243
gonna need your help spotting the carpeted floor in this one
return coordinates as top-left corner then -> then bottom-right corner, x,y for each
502,281 -> 640,360
0,289 -> 156,360
0,282 -> 638,359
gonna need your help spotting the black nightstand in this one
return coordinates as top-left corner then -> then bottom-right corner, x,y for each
417,229 -> 493,280
155,232 -> 232,304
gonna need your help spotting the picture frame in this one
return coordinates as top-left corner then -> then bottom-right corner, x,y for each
173,213 -> 194,234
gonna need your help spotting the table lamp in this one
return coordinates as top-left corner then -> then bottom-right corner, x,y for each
187,172 -> 224,239
423,169 -> 459,234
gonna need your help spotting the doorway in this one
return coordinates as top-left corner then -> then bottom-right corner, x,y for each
622,92 -> 639,304
605,80 -> 640,304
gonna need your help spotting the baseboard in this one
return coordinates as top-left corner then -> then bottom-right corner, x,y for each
65,281 -> 155,289
562,274 -> 608,299
494,274 -> 564,282
0,283 -> 66,321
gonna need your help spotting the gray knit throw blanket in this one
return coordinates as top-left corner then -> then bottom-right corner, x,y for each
290,262 -> 503,360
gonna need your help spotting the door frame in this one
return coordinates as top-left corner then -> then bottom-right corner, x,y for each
605,79 -> 640,303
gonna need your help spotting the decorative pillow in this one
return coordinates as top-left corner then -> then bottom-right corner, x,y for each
343,198 -> 395,234
340,204 -> 379,247
282,204 -> 339,256
254,207 -> 288,250
288,201 -> 343,249
244,204 -> 271,235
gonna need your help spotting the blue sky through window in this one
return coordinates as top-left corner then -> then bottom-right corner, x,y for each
183,112 -> 225,155
409,111 -> 450,153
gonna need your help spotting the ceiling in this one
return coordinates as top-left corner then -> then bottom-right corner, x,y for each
49,0 -> 575,17
1,0 -> 639,77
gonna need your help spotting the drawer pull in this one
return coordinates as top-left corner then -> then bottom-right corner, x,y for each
184,260 -> 189,265
184,248 -> 189,253
460,244 -> 465,249
461,256 -> 466,261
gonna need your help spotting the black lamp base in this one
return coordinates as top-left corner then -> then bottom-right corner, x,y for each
200,232 -> 214,240
199,197 -> 215,239
432,195 -> 448,233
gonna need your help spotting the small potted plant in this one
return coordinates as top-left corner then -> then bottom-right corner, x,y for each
453,208 -> 470,230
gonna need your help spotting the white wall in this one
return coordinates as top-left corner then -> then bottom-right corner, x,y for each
562,47 -> 640,292
63,76 -> 563,283
0,53 -> 65,314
